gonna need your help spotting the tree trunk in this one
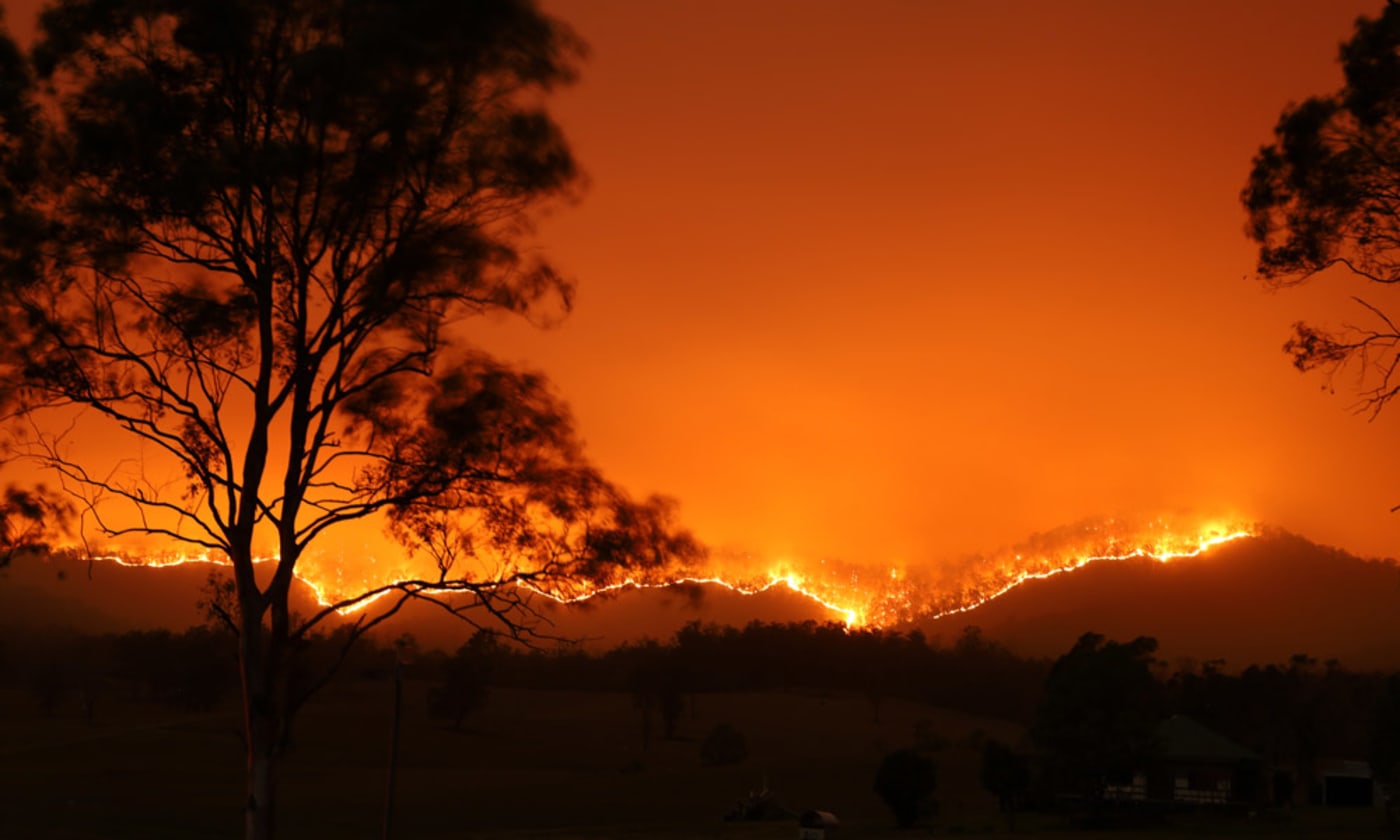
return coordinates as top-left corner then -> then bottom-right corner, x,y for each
240,609 -> 279,840
246,747 -> 276,840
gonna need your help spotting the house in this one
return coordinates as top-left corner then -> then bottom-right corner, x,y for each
1104,715 -> 1264,806
1153,715 -> 1263,805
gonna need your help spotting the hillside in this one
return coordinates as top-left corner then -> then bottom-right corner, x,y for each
0,551 -> 835,649
5,529 -> 1400,668
920,530 -> 1400,669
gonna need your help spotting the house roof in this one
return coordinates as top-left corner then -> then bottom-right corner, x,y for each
1157,715 -> 1260,763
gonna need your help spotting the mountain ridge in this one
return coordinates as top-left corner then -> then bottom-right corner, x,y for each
4,528 -> 1398,668
917,529 -> 1400,669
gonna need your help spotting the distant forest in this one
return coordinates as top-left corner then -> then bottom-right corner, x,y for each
8,617 -> 1398,794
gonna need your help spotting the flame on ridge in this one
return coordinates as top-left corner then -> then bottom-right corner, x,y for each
72,515 -> 1257,630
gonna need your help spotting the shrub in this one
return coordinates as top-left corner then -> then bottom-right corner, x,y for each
874,748 -> 937,828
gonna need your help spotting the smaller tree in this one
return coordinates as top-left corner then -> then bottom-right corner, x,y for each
427,630 -> 498,731
980,739 -> 1031,831
873,748 -> 937,829
1242,3 -> 1400,419
1033,632 -> 1162,802
626,640 -> 684,748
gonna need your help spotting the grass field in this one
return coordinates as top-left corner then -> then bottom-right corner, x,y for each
0,682 -> 1390,838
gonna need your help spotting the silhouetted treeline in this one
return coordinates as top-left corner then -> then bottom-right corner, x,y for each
8,617 -> 1400,791
1168,654 -> 1391,797
0,623 -> 403,721
1025,632 -> 1400,813
2,626 -> 238,719
0,619 -> 1050,724
432,621 -> 1045,725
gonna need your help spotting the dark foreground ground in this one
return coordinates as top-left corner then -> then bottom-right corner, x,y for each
0,682 -> 1388,838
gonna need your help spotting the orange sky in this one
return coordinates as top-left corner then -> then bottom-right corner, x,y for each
475,0 -> 1400,566
7,0 -> 1400,578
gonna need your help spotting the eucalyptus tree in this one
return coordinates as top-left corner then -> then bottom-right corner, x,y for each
1245,3 -> 1400,417
5,1 -> 698,836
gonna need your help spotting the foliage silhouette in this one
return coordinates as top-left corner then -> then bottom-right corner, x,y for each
624,638 -> 685,748
7,615 -> 1399,829
15,625 -> 237,721
873,747 -> 937,828
427,629 -> 498,731
662,620 -> 1047,723
1244,3 -> 1400,420
0,12 -> 70,566
0,485 -> 70,566
980,738 -> 1030,830
1032,632 -> 1162,802
0,1 -> 700,837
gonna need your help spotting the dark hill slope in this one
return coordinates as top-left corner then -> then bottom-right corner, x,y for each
921,531 -> 1400,669
6,530 -> 1399,668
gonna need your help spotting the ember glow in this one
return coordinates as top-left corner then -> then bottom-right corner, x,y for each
81,514 -> 1256,630
546,515 -> 1257,629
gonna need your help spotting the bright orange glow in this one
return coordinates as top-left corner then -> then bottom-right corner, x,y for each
546,516 -> 1255,629
6,1 -> 1397,638
77,515 -> 1256,630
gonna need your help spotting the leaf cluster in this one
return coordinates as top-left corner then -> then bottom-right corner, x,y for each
1032,631 -> 1163,796
0,0 -> 696,641
1243,4 -> 1400,414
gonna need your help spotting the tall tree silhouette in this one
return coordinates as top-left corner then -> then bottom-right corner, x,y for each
2,1 -> 699,837
1033,632 -> 1162,802
1244,4 -> 1400,418
980,738 -> 1030,831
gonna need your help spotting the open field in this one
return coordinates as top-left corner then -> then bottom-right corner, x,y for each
0,683 -> 1389,838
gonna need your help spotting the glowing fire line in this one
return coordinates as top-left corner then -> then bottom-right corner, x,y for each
520,574 -> 863,627
523,525 -> 1257,628
75,519 -> 1258,630
918,528 -> 1255,623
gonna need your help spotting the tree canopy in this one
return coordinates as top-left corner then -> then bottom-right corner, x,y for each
1032,632 -> 1162,800
0,10 -> 69,565
873,747 -> 938,829
1244,3 -> 1400,415
10,0 -> 703,641
0,1 -> 700,836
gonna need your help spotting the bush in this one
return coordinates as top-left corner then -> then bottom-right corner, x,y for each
874,748 -> 937,828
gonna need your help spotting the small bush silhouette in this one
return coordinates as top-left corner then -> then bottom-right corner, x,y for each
874,748 -> 937,828
701,723 -> 748,766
